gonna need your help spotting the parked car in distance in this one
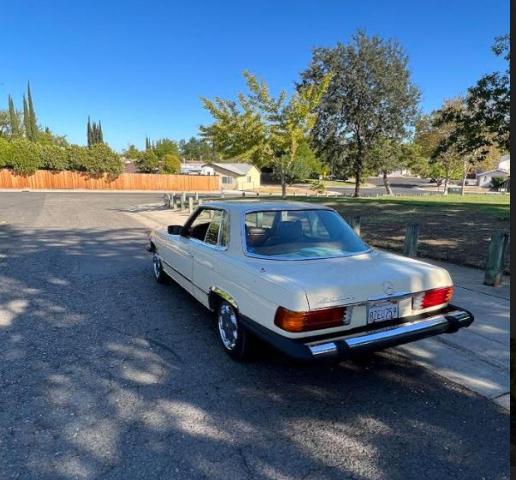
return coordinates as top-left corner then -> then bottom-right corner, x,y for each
148,201 -> 473,361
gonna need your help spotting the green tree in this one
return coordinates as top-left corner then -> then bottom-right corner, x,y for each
414,108 -> 463,194
300,30 -> 420,196
27,82 -> 38,141
179,137 -> 217,162
8,96 -> 20,137
23,95 -> 32,140
201,70 -> 330,197
123,144 -> 142,159
369,138 -> 423,194
461,35 -> 509,152
136,150 -> 159,173
161,153 -> 181,174
153,138 -> 179,159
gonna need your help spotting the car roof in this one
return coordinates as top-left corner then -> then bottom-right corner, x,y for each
201,199 -> 333,212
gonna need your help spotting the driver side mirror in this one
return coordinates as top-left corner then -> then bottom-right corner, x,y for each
167,225 -> 184,235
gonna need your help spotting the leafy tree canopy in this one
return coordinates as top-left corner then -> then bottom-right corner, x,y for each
300,30 -> 420,196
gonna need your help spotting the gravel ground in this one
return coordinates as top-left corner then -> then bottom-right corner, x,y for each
0,192 -> 509,480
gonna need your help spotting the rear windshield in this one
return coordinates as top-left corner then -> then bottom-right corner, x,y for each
244,209 -> 369,259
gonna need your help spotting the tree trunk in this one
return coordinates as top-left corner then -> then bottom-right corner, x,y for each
354,143 -> 363,198
443,164 -> 450,195
460,158 -> 468,196
281,170 -> 286,198
382,170 -> 393,195
354,168 -> 361,197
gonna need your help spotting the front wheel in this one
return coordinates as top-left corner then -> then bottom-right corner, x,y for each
153,253 -> 170,284
217,301 -> 253,360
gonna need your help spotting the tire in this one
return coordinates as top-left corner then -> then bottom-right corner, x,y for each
216,300 -> 253,360
153,253 -> 170,284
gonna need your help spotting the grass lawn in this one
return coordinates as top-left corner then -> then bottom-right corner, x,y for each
255,194 -> 511,270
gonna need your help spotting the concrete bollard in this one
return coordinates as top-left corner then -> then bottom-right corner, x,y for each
195,192 -> 199,202
484,231 -> 509,286
188,196 -> 193,214
221,191 -> 225,199
403,223 -> 419,258
198,198 -> 203,206
349,216 -> 361,237
170,194 -> 176,209
163,193 -> 170,208
180,195 -> 185,211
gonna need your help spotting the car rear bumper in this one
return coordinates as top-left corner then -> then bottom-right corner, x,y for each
240,305 -> 474,361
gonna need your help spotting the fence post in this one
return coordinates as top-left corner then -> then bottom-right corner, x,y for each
188,196 -> 193,214
349,216 -> 361,237
484,231 -> 509,286
403,223 -> 419,258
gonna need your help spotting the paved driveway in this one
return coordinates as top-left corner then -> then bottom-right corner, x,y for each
0,192 -> 509,480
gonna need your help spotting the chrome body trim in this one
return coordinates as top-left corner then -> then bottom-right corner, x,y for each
306,309 -> 472,358
309,342 -> 338,357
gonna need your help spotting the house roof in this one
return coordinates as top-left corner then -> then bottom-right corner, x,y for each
477,168 -> 510,176
206,162 -> 254,176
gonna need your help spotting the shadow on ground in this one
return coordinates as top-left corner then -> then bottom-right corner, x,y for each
0,223 -> 508,479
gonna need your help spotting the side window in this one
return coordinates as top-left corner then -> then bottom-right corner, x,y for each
219,211 -> 229,247
189,209 -> 213,241
204,210 -> 223,245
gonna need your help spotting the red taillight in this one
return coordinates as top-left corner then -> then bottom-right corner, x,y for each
274,306 -> 349,332
413,286 -> 454,310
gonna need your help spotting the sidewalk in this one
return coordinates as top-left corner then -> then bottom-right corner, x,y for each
129,204 -> 510,411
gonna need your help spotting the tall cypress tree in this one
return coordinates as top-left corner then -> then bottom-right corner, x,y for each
27,82 -> 38,140
87,117 -> 92,147
98,121 -> 104,144
8,95 -> 20,137
23,94 -> 32,140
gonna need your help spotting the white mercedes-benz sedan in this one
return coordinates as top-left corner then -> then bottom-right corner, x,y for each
148,200 -> 473,361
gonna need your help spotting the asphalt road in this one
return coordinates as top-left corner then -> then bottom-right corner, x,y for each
0,192 -> 508,480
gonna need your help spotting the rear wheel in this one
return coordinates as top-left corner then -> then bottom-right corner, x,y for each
216,301 -> 253,360
153,253 -> 170,284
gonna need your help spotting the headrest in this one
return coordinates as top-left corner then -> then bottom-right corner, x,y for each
246,226 -> 268,247
277,220 -> 302,241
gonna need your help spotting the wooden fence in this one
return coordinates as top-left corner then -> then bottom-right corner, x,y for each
0,169 -> 220,191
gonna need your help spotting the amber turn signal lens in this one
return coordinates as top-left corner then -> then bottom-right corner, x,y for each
274,306 -> 347,332
413,286 -> 454,310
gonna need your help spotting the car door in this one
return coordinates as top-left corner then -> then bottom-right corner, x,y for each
160,209 -> 214,294
190,208 -> 229,307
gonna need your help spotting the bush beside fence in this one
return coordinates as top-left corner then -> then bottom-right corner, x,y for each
0,169 -> 220,191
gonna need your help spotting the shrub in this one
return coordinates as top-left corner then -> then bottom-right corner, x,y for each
490,176 -> 507,189
136,150 -> 159,173
0,137 -> 12,169
39,144 -> 70,171
85,143 -> 122,175
8,138 -> 42,175
161,153 -> 181,174
310,179 -> 325,193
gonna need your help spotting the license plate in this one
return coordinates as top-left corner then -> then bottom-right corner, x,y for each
368,300 -> 399,324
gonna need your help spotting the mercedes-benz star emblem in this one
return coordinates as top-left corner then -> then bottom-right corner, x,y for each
383,281 -> 395,295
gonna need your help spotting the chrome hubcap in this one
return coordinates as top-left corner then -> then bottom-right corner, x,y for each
153,254 -> 161,278
218,303 -> 238,350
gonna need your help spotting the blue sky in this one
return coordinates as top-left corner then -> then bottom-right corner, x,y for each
2,0 -> 509,151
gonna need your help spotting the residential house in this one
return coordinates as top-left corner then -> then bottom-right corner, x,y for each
476,154 -> 510,187
180,162 -> 215,176
205,163 -> 261,190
